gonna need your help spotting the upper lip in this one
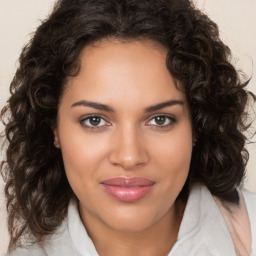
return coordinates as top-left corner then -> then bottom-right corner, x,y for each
100,177 -> 155,187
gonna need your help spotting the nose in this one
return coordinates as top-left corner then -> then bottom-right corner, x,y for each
108,125 -> 149,170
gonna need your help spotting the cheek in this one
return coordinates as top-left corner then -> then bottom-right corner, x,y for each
59,139 -> 105,201
58,126 -> 110,192
153,124 -> 192,162
61,138 -> 106,169
150,123 -> 192,185
151,131 -> 192,213
59,120 -> 108,166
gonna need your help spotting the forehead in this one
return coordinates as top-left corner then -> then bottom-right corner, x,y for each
63,39 -> 187,108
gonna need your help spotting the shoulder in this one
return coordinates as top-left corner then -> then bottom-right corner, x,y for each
190,185 -> 256,255
5,214 -> 71,256
242,188 -> 256,254
5,219 -> 74,256
5,244 -> 47,256
242,188 -> 256,231
4,198 -> 87,256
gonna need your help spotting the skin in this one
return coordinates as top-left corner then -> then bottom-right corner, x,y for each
54,39 -> 193,256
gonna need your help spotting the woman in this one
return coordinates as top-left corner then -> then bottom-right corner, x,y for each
1,0 -> 255,255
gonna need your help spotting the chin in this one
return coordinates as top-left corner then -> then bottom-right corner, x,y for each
106,218 -> 154,233
100,206 -> 159,232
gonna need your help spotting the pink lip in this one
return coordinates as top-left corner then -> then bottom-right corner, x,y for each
100,177 -> 155,202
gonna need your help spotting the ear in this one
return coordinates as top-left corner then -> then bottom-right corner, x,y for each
52,127 -> 61,148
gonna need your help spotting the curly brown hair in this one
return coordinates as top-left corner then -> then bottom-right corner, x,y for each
1,0 -> 253,251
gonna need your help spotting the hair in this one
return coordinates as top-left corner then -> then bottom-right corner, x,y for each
1,0 -> 254,251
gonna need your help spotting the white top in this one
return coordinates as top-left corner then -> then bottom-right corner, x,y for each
7,184 -> 256,256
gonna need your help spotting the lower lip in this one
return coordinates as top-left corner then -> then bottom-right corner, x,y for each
101,184 -> 154,202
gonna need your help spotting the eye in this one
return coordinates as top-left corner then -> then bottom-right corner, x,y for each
146,115 -> 176,128
80,115 -> 110,129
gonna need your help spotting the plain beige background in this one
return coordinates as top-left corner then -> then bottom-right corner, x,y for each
0,0 -> 255,255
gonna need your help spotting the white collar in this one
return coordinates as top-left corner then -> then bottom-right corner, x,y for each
169,184 -> 236,255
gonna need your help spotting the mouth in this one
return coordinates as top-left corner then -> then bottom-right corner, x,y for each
100,177 -> 155,202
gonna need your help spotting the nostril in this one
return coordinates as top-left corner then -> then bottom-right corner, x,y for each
108,148 -> 149,170
108,129 -> 149,169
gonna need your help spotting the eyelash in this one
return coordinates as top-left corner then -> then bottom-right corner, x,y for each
145,115 -> 176,128
80,115 -> 111,131
79,114 -> 176,131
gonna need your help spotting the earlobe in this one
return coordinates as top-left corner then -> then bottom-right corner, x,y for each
52,128 -> 60,148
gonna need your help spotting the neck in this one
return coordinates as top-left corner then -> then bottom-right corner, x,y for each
79,199 -> 186,256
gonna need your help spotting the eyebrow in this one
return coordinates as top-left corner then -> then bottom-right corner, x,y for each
71,100 -> 114,112
145,100 -> 184,112
71,99 -> 184,112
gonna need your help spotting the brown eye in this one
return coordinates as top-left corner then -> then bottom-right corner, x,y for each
146,115 -> 176,128
80,115 -> 110,128
154,116 -> 167,125
88,116 -> 101,126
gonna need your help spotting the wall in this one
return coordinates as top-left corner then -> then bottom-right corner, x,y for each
0,0 -> 255,255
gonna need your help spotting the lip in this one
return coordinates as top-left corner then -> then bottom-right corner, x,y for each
100,177 -> 155,202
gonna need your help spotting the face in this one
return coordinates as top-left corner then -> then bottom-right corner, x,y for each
54,39 -> 193,233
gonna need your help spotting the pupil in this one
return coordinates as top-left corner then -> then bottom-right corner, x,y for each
90,117 -> 100,126
155,116 -> 165,125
